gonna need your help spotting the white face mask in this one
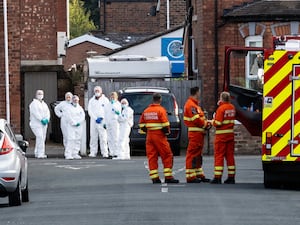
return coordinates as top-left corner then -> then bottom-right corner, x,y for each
95,92 -> 101,97
36,94 -> 44,100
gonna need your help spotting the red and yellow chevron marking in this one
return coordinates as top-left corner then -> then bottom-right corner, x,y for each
262,50 -> 300,162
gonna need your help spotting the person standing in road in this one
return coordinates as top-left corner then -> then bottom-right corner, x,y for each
139,93 -> 179,184
64,95 -> 86,160
88,86 -> 110,158
105,92 -> 122,158
29,89 -> 50,159
54,92 -> 73,152
210,91 -> 236,184
183,86 -> 211,183
118,98 -> 134,160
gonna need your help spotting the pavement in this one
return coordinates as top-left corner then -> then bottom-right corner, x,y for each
26,140 -> 68,159
25,140 -> 186,159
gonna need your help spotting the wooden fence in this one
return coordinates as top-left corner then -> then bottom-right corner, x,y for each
86,79 -> 205,150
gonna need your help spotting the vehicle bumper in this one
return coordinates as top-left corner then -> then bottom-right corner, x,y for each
0,155 -> 20,195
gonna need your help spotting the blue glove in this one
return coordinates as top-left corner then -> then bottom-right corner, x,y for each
115,110 -> 120,115
96,117 -> 103,124
76,123 -> 80,127
103,124 -> 106,129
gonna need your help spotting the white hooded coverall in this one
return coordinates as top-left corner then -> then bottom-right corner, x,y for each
118,105 -> 134,159
88,95 -> 109,157
54,99 -> 72,149
29,98 -> 50,158
105,100 -> 122,157
64,102 -> 85,159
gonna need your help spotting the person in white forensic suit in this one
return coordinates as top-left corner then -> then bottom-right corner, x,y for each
54,92 -> 73,152
118,98 -> 134,160
29,89 -> 50,159
64,95 -> 85,159
88,86 -> 110,158
105,92 -> 122,158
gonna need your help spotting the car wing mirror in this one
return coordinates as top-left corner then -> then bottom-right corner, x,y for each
18,140 -> 29,153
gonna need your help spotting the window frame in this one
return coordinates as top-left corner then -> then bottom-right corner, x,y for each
245,35 -> 263,89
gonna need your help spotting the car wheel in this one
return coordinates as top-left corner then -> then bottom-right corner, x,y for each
21,179 -> 29,202
8,180 -> 22,206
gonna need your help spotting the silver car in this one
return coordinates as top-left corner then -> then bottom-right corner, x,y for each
0,119 -> 29,206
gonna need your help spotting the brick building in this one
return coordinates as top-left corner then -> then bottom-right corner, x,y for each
189,0 -> 300,113
0,0 -> 68,139
99,0 -> 186,34
187,0 -> 300,153
64,34 -> 121,70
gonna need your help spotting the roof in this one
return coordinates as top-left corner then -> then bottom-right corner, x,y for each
92,32 -> 149,47
223,0 -> 300,22
96,25 -> 184,56
68,34 -> 121,49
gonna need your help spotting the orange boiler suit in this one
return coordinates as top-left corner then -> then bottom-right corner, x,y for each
212,102 -> 236,179
183,97 -> 209,182
139,103 -> 175,181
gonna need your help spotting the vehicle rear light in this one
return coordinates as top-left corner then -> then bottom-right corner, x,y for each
0,135 -> 13,155
265,132 -> 272,155
2,177 -> 15,181
173,98 -> 179,116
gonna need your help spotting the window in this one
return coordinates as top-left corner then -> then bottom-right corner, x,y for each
122,93 -> 174,115
245,36 -> 263,91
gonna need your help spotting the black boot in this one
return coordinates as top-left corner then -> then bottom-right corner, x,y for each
165,178 -> 179,183
200,177 -> 211,183
187,178 -> 201,183
210,178 -> 222,184
224,177 -> 235,184
152,178 -> 162,184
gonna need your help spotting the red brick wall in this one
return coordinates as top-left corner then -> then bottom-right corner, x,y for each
102,1 -> 160,34
158,0 -> 186,30
64,42 -> 113,70
56,0 -> 67,32
193,0 -> 251,115
0,0 -> 66,133
207,123 -> 262,155
20,0 -> 62,60
193,0 -> 294,115
193,0 -> 299,153
193,0 -> 261,153
100,0 -> 185,34
0,0 -> 21,132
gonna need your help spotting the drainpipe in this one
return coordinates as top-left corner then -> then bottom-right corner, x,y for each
214,0 -> 219,109
66,0 -> 70,39
103,0 -> 106,33
3,0 -> 10,123
192,38 -> 198,75
166,0 -> 170,30
186,0 -> 193,79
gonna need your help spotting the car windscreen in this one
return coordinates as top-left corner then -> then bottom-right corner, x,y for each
122,93 -> 174,115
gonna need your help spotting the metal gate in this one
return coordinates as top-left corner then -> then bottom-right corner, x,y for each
23,71 -> 57,140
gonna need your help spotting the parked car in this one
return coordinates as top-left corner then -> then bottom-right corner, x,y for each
118,87 -> 182,156
0,119 -> 29,206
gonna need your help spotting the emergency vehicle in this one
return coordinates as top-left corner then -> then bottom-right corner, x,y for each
224,36 -> 300,188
